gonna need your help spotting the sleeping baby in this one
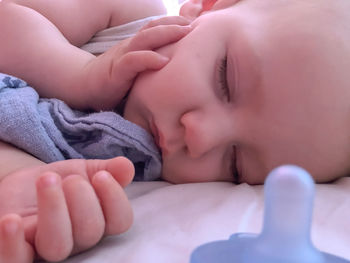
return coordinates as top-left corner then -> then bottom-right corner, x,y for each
1,0 -> 350,262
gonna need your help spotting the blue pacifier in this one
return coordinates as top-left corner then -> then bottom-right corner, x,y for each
190,165 -> 350,263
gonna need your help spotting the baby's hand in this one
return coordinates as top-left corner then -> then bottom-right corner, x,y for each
0,157 -> 134,262
85,16 -> 192,111
0,214 -> 34,263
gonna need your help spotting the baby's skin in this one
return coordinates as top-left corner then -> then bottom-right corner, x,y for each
0,0 -> 194,260
0,142 -> 134,262
0,6 -> 193,263
0,1 -> 192,111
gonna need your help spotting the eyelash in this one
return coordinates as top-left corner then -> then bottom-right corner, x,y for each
231,146 -> 240,184
218,57 -> 239,183
219,57 -> 230,101
219,58 -> 239,182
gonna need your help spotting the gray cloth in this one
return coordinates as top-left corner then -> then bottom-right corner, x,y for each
0,73 -> 162,181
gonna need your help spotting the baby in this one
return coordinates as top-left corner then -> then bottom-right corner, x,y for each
1,0 -> 350,262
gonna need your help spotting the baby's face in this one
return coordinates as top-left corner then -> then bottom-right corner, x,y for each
124,0 -> 350,184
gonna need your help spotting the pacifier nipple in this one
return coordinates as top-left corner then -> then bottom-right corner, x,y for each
241,165 -> 324,263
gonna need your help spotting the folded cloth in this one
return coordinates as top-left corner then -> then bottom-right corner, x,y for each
0,73 -> 162,181
81,15 -> 165,54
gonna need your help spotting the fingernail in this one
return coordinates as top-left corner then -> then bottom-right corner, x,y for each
182,25 -> 193,32
4,221 -> 18,235
94,171 -> 111,182
160,56 -> 170,63
157,56 -> 170,65
40,173 -> 58,188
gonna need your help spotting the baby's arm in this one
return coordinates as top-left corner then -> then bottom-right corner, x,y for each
0,0 -> 191,110
0,0 -> 98,109
0,141 -> 134,262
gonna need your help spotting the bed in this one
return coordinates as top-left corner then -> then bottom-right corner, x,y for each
2,0 -> 349,261
55,175 -> 350,263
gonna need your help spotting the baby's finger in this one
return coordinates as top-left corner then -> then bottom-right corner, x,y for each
86,157 -> 134,188
62,174 -> 105,251
35,172 -> 73,262
127,24 -> 192,52
141,15 -> 191,30
0,214 -> 34,263
92,171 -> 133,235
112,50 -> 169,88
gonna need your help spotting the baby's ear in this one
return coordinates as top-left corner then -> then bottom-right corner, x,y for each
210,0 -> 241,11
179,0 -> 240,20
179,0 -> 204,21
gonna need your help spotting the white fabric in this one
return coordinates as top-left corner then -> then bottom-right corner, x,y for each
60,177 -> 350,263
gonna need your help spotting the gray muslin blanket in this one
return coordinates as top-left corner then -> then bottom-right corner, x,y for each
0,73 -> 161,181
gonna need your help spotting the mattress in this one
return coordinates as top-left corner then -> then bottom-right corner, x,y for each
59,176 -> 350,263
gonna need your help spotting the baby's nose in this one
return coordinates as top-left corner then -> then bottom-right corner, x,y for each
180,111 -> 230,158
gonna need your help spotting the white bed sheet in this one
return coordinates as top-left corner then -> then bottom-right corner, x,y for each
60,177 -> 350,263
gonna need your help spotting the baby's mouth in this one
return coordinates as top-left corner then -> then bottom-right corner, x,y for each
150,119 -> 169,156
150,119 -> 161,150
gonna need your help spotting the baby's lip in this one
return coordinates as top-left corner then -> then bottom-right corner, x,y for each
150,119 -> 169,156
